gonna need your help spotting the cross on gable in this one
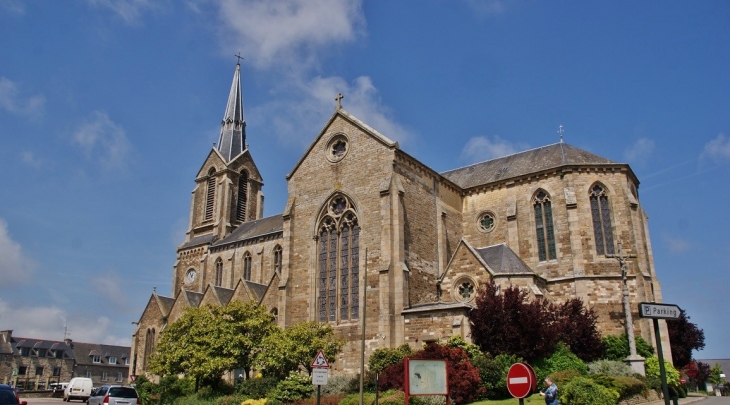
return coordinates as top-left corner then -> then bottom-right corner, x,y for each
335,93 -> 344,110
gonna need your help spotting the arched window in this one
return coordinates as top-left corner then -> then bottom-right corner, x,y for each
533,190 -> 556,261
205,168 -> 216,221
273,245 -> 282,276
236,170 -> 248,222
143,328 -> 156,371
590,184 -> 615,255
243,251 -> 252,281
317,195 -> 360,322
214,258 -> 223,286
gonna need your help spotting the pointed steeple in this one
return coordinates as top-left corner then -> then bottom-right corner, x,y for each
217,63 -> 246,162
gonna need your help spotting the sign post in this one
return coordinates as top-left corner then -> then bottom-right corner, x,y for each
639,302 -> 682,405
311,350 -> 330,405
506,363 -> 535,405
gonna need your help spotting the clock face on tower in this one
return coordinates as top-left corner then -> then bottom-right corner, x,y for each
185,269 -> 197,284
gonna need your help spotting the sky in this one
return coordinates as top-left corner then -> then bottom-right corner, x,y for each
1,0 -> 729,360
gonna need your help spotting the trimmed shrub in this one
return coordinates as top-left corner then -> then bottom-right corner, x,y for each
242,399 -> 269,405
602,334 -> 654,361
587,360 -> 634,377
532,342 -> 587,383
549,370 -> 582,389
268,371 -> 314,403
587,374 -> 647,400
238,376 -> 280,399
320,374 -> 356,395
214,394 -> 247,405
291,394 -> 345,405
379,390 -> 406,405
645,357 -> 680,387
560,376 -> 620,405
340,392 -> 376,405
483,353 -> 523,400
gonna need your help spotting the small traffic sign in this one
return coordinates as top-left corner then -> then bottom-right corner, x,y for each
639,302 -> 681,320
506,363 -> 534,399
312,368 -> 329,385
311,350 -> 330,368
130,375 -> 137,382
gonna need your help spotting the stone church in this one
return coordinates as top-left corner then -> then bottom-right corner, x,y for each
131,63 -> 669,376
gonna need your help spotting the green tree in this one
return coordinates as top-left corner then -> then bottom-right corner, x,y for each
602,334 -> 654,361
708,363 -> 724,385
645,356 -> 680,387
368,344 -> 413,374
257,320 -> 345,377
149,301 -> 277,390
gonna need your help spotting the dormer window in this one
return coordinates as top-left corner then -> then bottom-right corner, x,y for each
109,356 -> 117,365
92,355 -> 101,363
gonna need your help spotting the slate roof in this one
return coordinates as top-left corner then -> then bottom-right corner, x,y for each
696,359 -> 730,376
157,295 -> 176,314
178,233 -> 216,250
5,335 -> 75,359
441,142 -> 618,189
475,243 -> 534,274
213,286 -> 235,304
213,215 -> 283,247
401,302 -> 473,314
185,290 -> 204,308
245,281 -> 268,301
72,342 -> 130,366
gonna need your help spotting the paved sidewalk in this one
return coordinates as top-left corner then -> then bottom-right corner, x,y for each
645,395 -> 707,405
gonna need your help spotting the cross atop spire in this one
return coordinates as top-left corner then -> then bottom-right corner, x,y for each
558,124 -> 564,143
235,52 -> 243,65
216,63 -> 246,162
335,93 -> 344,111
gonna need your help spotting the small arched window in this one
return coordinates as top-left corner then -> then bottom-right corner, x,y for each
214,258 -> 223,286
533,190 -> 556,261
205,168 -> 216,221
590,184 -> 615,255
273,245 -> 282,276
143,328 -> 156,371
243,251 -> 252,281
236,170 -> 248,222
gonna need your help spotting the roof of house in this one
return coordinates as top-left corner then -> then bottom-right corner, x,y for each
71,342 -> 130,366
441,142 -> 619,189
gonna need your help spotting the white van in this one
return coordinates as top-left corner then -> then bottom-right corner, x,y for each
64,377 -> 93,402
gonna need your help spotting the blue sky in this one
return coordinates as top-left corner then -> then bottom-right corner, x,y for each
1,1 -> 729,360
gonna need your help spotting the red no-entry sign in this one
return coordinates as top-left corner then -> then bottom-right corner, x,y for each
506,363 -> 534,399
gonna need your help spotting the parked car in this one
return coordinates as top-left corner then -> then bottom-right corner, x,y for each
64,377 -> 93,402
0,384 -> 27,405
88,385 -> 138,405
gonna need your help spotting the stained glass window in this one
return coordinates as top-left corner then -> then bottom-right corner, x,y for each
534,190 -> 556,261
479,212 -> 495,232
590,184 -> 615,255
317,195 -> 360,322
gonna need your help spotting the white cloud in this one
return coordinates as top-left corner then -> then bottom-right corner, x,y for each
700,133 -> 730,163
87,0 -> 158,24
0,76 -> 45,118
91,271 -> 129,311
216,0 -> 365,69
0,299 -> 130,345
623,137 -> 655,163
460,135 -> 528,163
72,111 -> 131,169
0,218 -> 35,287
662,233 -> 690,253
0,0 -> 24,15
465,0 -> 505,16
20,151 -> 43,169
253,75 -> 412,148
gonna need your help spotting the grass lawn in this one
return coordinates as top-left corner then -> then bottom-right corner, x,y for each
468,393 -> 544,405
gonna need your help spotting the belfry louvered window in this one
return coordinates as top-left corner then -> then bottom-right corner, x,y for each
317,195 -> 360,322
205,168 -> 216,221
243,252 -> 252,281
236,170 -> 248,222
590,184 -> 615,255
533,190 -> 557,261
214,258 -> 223,286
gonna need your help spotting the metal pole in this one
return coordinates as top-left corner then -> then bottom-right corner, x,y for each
317,384 -> 321,405
359,248 -> 368,405
653,318 -> 670,405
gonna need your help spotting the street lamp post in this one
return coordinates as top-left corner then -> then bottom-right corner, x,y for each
607,241 -> 645,375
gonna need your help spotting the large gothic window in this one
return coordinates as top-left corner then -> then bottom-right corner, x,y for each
273,245 -> 282,276
590,184 -> 615,255
143,328 -> 155,371
236,170 -> 248,222
205,168 -> 216,221
317,195 -> 360,322
533,190 -> 557,261
214,258 -> 223,286
243,251 -> 252,281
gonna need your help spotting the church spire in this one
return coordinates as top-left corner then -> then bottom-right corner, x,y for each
216,61 -> 246,162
